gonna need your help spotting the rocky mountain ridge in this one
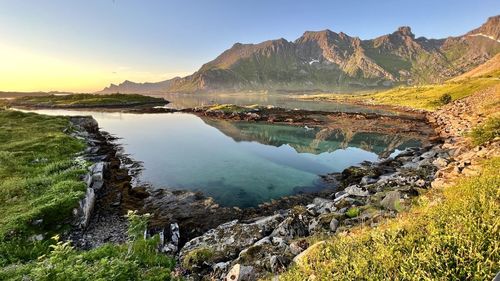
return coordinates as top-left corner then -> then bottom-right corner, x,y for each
100,15 -> 500,94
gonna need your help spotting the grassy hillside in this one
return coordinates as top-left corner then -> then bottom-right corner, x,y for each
0,110 -> 87,264
302,76 -> 499,111
277,156 -> 500,280
0,110 -> 175,280
8,93 -> 167,108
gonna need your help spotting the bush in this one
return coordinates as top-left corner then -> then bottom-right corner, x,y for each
438,93 -> 452,105
470,117 -> 500,145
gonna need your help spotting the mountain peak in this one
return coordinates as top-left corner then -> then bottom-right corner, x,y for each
394,26 -> 414,38
467,15 -> 500,40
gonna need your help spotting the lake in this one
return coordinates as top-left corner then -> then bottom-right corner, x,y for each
149,92 -> 394,114
23,109 -> 421,207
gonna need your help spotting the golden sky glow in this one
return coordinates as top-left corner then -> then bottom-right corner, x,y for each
0,43 -> 189,93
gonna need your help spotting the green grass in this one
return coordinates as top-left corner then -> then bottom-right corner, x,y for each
277,157 -> 500,280
1,227 -> 176,281
0,110 -> 88,264
304,77 -> 499,111
9,93 -> 167,108
0,113 -> 176,279
470,116 -> 500,145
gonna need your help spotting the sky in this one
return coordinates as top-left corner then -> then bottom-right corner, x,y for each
0,0 -> 498,92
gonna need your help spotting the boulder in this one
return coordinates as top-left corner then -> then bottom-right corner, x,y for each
270,214 -> 309,239
344,185 -> 369,197
380,191 -> 401,211
293,241 -> 325,269
180,214 -> 284,269
225,264 -> 255,281
329,218 -> 339,232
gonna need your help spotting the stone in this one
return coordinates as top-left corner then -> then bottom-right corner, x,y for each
289,240 -> 309,256
225,264 -> 255,281
329,218 -> 339,232
179,214 -> 284,267
270,214 -> 309,239
269,255 -> 288,273
312,197 -> 336,214
360,176 -> 377,185
432,157 -> 448,169
293,241 -> 325,269
344,185 -> 369,197
380,191 -> 401,211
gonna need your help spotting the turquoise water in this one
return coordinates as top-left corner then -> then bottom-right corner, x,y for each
22,109 -> 420,207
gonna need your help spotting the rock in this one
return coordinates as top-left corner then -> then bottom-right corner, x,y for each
289,240 -> 309,256
293,241 -> 325,269
432,157 -> 448,169
329,218 -> 339,232
180,214 -> 284,268
360,176 -> 377,185
312,197 -> 336,214
344,185 -> 369,197
225,264 -> 255,281
269,255 -> 288,273
380,191 -> 401,211
29,234 -> 44,241
270,214 -> 309,239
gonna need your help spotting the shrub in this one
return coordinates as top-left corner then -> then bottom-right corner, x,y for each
470,116 -> 500,145
438,93 -> 452,105
345,207 -> 360,218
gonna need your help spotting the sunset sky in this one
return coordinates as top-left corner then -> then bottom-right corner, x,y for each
0,0 -> 498,92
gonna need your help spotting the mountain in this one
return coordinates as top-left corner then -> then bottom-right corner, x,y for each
450,53 -> 500,81
100,15 -> 500,94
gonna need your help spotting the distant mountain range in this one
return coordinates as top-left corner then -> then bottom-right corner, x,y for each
100,15 -> 500,94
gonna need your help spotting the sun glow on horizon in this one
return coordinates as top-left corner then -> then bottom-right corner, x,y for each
0,43 -> 189,93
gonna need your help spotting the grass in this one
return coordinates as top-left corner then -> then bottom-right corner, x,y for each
8,93 -> 167,108
276,157 -> 500,280
302,76 -> 499,111
0,225 -> 176,281
0,110 -> 87,264
205,103 -> 260,113
0,110 -> 176,280
470,116 -> 500,146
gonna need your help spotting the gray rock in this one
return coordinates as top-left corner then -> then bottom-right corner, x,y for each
344,185 -> 369,197
270,214 -> 309,239
179,214 -> 284,266
225,264 -> 255,281
380,191 -> 401,211
269,255 -> 288,273
329,218 -> 339,232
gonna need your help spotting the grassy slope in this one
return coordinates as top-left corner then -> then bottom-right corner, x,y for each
303,75 -> 499,111
9,93 -> 166,108
275,67 -> 500,280
0,110 -> 87,264
0,110 -> 175,280
278,157 -> 499,280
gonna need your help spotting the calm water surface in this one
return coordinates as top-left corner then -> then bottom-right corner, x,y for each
24,109 -> 419,207
150,92 -> 394,114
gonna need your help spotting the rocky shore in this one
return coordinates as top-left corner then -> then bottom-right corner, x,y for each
169,89 -> 498,280
60,92 -> 498,280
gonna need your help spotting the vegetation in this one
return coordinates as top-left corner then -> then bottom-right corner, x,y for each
278,157 -> 500,280
0,110 -> 87,264
205,103 -> 260,113
8,93 -> 167,108
302,76 -> 499,111
470,116 -> 500,145
1,214 -> 176,281
0,110 -> 175,280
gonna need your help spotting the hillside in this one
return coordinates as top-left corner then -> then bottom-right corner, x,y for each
101,15 -> 500,94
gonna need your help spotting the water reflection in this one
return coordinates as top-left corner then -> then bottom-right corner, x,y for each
19,109 -> 420,207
